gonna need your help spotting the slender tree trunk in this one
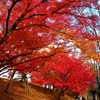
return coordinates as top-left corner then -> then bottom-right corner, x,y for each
58,91 -> 63,100
22,74 -> 31,92
92,92 -> 96,100
96,76 -> 100,100
24,77 -> 30,92
97,85 -> 100,100
96,41 -> 100,100
4,70 -> 16,93
57,87 -> 64,100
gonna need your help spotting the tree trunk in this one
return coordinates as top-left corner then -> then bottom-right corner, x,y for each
97,85 -> 100,100
22,74 -> 31,92
96,76 -> 100,100
58,92 -> 63,100
92,92 -> 96,100
4,70 -> 16,93
57,87 -> 66,100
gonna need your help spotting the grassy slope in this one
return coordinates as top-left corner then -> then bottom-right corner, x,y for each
0,78 -> 57,100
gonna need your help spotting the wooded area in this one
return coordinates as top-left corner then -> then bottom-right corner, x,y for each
0,0 -> 100,100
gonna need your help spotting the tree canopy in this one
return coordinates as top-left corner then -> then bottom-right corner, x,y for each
0,0 -> 100,98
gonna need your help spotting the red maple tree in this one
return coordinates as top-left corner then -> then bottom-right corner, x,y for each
31,53 -> 96,98
0,0 -> 99,72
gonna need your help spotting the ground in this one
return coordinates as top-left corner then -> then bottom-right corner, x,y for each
0,78 -> 74,100
0,78 -> 58,100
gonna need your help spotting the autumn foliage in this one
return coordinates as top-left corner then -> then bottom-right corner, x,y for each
0,0 -> 99,99
31,53 -> 96,95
